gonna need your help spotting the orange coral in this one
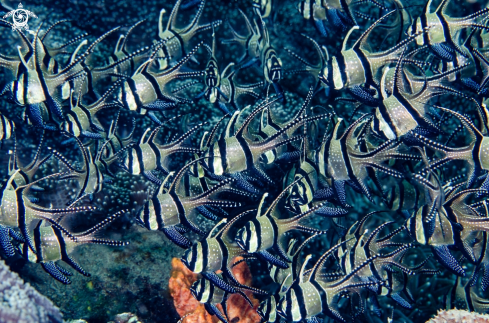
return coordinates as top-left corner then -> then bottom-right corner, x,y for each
168,257 -> 261,323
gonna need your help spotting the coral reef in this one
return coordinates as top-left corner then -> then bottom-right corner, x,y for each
427,310 -> 489,323
0,259 -> 63,323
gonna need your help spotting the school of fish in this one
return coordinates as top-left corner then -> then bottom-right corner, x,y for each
2,0 -> 489,322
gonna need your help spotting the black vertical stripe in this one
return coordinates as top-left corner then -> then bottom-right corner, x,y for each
201,240 -> 209,271
141,70 -> 165,100
465,283 -> 474,312
335,53 -> 348,88
33,221 -> 43,262
217,139 -> 228,174
268,214 -> 279,248
293,284 -> 308,319
153,197 -> 163,229
236,135 -> 254,170
252,219 -> 262,251
420,5 -> 430,45
135,146 -> 145,173
170,191 -> 187,228
143,202 -> 151,229
125,79 -> 145,113
53,225 -> 69,261
217,236 -> 228,272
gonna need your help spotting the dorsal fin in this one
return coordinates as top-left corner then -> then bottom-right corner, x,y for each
301,110 -> 309,164
69,39 -> 88,64
310,238 -> 353,282
279,272 -> 292,293
147,126 -> 164,145
257,193 -> 269,217
166,0 -> 183,33
238,8 -> 254,35
434,105 -> 482,140
33,23 -> 43,71
139,128 -> 152,145
70,133 -> 89,169
206,218 -> 227,239
349,211 -> 382,237
23,130 -> 45,172
0,18 -> 33,54
168,157 -> 208,194
221,62 -> 235,79
41,20 -> 70,42
293,86 -> 315,121
235,96 -> 279,138
267,176 -> 305,216
391,46 -> 407,97
114,35 -> 125,54
353,11 -> 396,50
435,0 -> 449,14
134,57 -> 155,75
225,110 -> 241,138
332,118 -> 344,140
158,9 -> 167,37
108,111 -> 121,140
86,146 -> 94,164
211,23 -> 216,57
292,233 -> 321,279
299,254 -> 312,284
342,26 -> 359,52
94,137 -> 112,162
158,172 -> 175,195
206,114 -> 229,148
17,45 -> 28,68
121,19 -> 146,51
424,0 -> 434,14
56,26 -> 121,75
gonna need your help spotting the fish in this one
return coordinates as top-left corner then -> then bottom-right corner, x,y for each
234,180 -> 344,267
155,0 -> 221,70
0,172 -> 97,256
181,210 -> 268,295
122,116 -> 203,179
22,209 -> 128,284
190,273 -> 258,323
407,0 -> 489,64
138,158 -> 244,248
202,91 -> 327,187
118,42 -> 204,124
277,238 -> 386,323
